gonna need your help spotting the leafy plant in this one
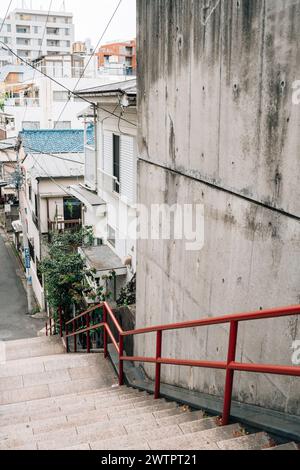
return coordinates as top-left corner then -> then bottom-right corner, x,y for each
41,227 -> 94,321
117,273 -> 136,306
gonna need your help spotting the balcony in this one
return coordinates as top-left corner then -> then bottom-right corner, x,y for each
5,97 -> 40,107
48,218 -> 82,233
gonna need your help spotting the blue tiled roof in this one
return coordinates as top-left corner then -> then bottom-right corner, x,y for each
20,127 -> 95,154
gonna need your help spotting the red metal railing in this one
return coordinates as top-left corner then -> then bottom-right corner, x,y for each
45,308 -> 63,338
63,303 -> 300,425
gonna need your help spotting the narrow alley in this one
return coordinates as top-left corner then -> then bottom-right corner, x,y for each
0,232 -> 43,341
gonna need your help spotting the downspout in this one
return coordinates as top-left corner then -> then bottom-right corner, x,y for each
93,103 -> 98,192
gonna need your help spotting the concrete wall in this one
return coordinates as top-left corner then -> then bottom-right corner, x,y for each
136,0 -> 300,414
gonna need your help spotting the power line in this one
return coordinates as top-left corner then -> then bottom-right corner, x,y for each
0,41 -> 136,127
23,145 -> 85,165
0,42 -> 93,106
53,0 -> 124,129
25,152 -> 77,196
22,0 -> 53,125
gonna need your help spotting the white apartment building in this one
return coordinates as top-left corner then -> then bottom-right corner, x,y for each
0,8 -> 74,65
18,128 -> 86,309
2,57 -> 129,133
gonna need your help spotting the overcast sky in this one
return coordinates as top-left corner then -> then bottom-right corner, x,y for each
2,0 -> 136,46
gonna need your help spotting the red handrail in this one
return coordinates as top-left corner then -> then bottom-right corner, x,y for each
64,302 -> 300,425
45,307 -> 63,338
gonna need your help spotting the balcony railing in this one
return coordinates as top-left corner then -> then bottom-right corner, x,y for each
48,218 -> 81,233
5,97 -> 40,107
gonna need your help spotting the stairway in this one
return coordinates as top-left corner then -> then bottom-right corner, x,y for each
0,336 -> 298,451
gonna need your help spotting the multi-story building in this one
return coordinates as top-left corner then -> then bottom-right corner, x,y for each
1,57 -> 129,133
97,39 -> 136,76
0,7 -> 74,64
70,79 -> 137,303
17,128 -> 89,309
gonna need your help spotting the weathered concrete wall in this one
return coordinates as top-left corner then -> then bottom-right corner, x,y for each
136,0 -> 300,414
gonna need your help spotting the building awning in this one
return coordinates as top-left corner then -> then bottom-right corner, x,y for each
69,184 -> 106,209
12,220 -> 22,233
79,245 -> 127,277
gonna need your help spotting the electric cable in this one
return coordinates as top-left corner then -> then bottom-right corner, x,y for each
22,0 -> 53,125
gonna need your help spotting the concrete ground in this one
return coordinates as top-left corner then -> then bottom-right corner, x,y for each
0,232 -> 44,341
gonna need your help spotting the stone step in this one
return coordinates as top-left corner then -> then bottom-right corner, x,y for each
147,423 -> 242,450
0,397 -> 172,437
0,389 -> 150,416
4,337 -> 65,361
0,353 -> 106,378
0,394 -> 158,429
0,386 -> 145,417
0,402 -> 179,448
42,424 -> 186,451
217,432 -> 272,450
0,376 -> 119,406
122,413 -> 208,436
266,442 -> 299,451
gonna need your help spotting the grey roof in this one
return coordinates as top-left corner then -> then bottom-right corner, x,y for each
69,184 -> 106,207
23,152 -> 84,179
77,79 -> 137,97
81,245 -> 127,275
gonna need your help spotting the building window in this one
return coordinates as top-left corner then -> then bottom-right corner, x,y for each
34,26 -> 40,34
54,121 -> 71,129
17,38 -> 30,45
28,183 -> 32,201
36,258 -> 43,286
65,28 -> 70,36
63,198 -> 81,221
7,25 -> 11,33
47,27 -> 59,35
94,238 -> 103,247
16,26 -> 30,34
22,121 -> 40,130
53,90 -> 69,102
107,225 -> 116,248
17,50 -> 30,58
113,134 -> 120,193
28,239 -> 35,261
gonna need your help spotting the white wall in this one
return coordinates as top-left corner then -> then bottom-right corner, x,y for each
96,103 -> 138,277
4,75 -> 130,133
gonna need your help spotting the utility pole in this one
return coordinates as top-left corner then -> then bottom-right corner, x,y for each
16,141 -> 34,315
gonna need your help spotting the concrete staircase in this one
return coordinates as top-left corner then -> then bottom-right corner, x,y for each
0,336 -> 298,451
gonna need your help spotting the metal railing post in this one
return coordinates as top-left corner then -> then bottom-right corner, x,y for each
119,334 -> 124,386
154,330 -> 162,399
103,304 -> 108,359
65,321 -> 69,352
45,322 -> 48,336
86,313 -> 90,354
49,317 -> 52,336
222,321 -> 239,425
73,319 -> 77,353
